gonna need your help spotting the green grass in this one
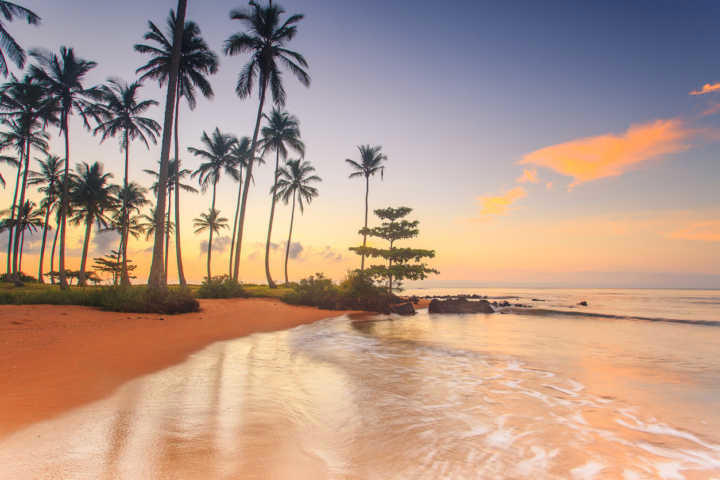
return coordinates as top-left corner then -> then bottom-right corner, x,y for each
242,283 -> 294,299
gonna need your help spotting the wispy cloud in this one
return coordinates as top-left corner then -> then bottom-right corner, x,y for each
667,221 -> 720,242
690,82 -> 720,95
520,119 -> 693,188
516,168 -> 539,184
477,186 -> 527,216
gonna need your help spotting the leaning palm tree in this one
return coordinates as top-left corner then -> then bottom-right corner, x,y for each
259,107 -> 304,287
189,128 -> 239,268
274,159 -> 320,284
345,145 -> 387,270
69,162 -> 119,286
28,153 -> 62,282
224,0 -> 310,281
135,8 -> 218,286
0,1 -> 40,76
30,46 -> 99,289
193,208 -> 228,280
93,78 -> 160,285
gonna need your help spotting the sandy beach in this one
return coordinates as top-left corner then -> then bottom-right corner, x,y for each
0,298 -> 352,438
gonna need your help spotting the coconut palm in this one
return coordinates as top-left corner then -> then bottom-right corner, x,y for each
30,46 -> 99,289
139,207 -> 174,241
274,159 -> 320,284
48,177 -> 71,284
0,1 -> 40,76
193,208 -> 228,280
108,182 -> 149,274
345,145 -> 387,270
13,199 -> 43,272
135,8 -> 218,286
93,78 -> 160,285
259,107 -> 303,287
28,153 -> 62,282
226,136 -> 257,276
224,0 -> 310,281
69,162 -> 119,286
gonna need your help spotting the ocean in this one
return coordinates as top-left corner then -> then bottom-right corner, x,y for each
2,288 -> 719,479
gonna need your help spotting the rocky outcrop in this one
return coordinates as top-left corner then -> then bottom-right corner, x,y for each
390,302 -> 416,315
577,301 -> 588,307
428,298 -> 495,314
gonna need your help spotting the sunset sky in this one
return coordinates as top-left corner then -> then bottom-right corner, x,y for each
1,0 -> 719,287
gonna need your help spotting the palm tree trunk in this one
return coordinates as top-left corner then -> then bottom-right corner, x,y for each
37,203 -> 52,283
12,139 -> 32,277
284,191 -> 296,285
228,168 -> 242,277
264,149 -> 280,288
50,216 -> 59,284
6,155 -> 22,275
147,0 -> 187,290
232,80 -> 267,281
120,131 -> 131,286
78,214 -> 92,286
18,229 -> 24,273
207,182 -> 217,280
59,115 -> 70,290
164,188 -> 171,280
361,175 -> 369,270
173,88 -> 186,287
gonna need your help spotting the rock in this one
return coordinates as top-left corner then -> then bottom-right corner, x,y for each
428,298 -> 495,314
391,302 -> 416,315
409,296 -> 420,304
578,301 -> 588,307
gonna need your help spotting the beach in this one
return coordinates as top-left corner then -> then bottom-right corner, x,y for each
0,298 -> 352,437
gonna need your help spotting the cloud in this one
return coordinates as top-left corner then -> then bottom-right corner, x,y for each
516,168 -> 539,184
520,119 -> 693,188
667,221 -> 720,242
286,241 -> 303,259
200,235 -> 231,253
92,230 -> 119,254
477,186 -> 527,216
690,83 -> 720,95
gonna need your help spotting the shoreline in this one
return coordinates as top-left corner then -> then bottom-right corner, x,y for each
0,298 -> 354,438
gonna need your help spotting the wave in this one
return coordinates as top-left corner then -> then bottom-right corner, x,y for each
505,307 -> 720,327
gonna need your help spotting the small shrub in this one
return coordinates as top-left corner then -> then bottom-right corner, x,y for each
283,271 -> 395,312
0,272 -> 38,284
196,276 -> 247,299
282,273 -> 341,309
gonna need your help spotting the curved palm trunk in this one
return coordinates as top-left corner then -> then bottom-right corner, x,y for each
264,150 -> 280,288
148,0 -> 187,290
37,202 -> 52,283
228,169 -> 242,277
232,81 -> 267,281
78,213 -> 93,286
283,191 -> 297,285
164,188 -> 172,280
49,217 -> 59,284
360,175 -> 370,270
59,116 -> 70,290
12,139 -> 32,277
206,182 -> 217,280
6,156 -> 22,275
120,132 -> 131,286
173,89 -> 187,286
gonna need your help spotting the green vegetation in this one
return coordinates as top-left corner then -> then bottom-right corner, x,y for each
282,271 -> 394,313
195,275 -> 246,299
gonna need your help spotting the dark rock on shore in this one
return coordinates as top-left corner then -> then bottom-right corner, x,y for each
578,301 -> 588,307
429,298 -> 495,314
391,302 -> 416,315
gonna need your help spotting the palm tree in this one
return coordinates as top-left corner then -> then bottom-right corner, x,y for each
48,177 -> 70,284
139,206 -> 174,242
274,159 -> 320,284
345,145 -> 387,270
259,107 -> 303,287
28,153 -> 62,282
109,182 -> 149,273
193,208 -> 228,280
93,78 -> 160,285
13,199 -> 43,273
227,136 -> 256,277
30,46 -> 99,289
69,162 -> 119,286
224,0 -> 310,281
135,8 -> 218,286
0,1 -> 40,76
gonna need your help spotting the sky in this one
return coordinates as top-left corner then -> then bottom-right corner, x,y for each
0,0 -> 719,288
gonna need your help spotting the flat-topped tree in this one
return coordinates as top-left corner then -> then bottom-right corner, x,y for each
350,206 -> 438,295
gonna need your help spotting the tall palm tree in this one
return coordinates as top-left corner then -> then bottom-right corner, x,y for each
13,199 -> 42,272
274,159 -> 320,284
0,1 -> 40,76
69,162 -> 119,286
226,136 -> 256,277
109,182 -> 149,273
48,175 -> 70,284
193,208 -> 228,280
30,46 -> 99,289
259,107 -> 303,287
224,0 -> 310,281
345,145 -> 387,270
189,128 -> 238,271
28,153 -> 62,282
135,8 -> 218,286
93,78 -> 160,285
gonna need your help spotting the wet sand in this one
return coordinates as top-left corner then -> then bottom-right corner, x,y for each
0,298 -> 353,438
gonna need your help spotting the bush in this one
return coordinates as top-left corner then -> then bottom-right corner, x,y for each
282,273 -> 341,309
196,276 -> 247,299
338,270 -> 394,312
283,271 -> 395,312
0,272 -> 38,284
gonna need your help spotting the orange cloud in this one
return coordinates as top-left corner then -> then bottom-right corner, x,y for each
667,221 -> 720,242
690,83 -> 720,95
516,168 -> 539,184
477,186 -> 527,216
520,119 -> 693,188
